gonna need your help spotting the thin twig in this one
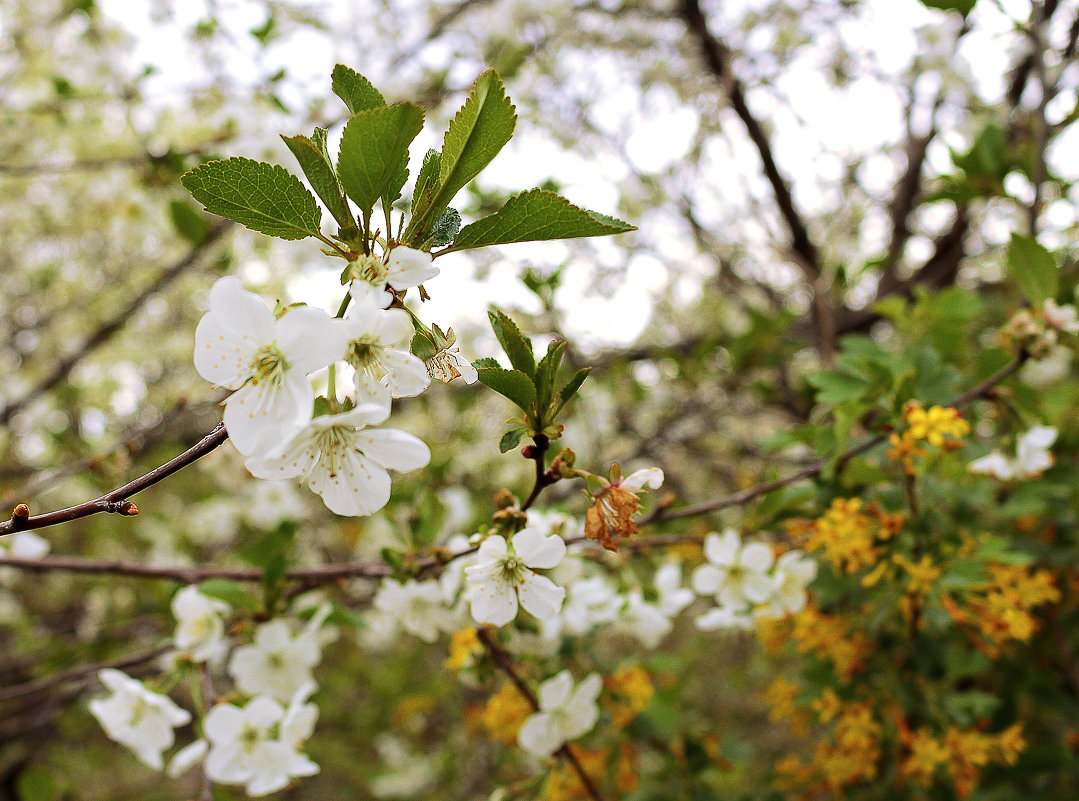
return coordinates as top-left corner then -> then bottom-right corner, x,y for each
1,423 -> 230,537
0,645 -> 169,704
0,222 -> 232,426
476,627 -> 605,801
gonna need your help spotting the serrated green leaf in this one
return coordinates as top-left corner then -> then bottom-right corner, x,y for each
535,339 -> 566,410
499,428 -> 525,453
180,157 -> 321,240
472,356 -> 501,371
446,189 -> 636,252
331,64 -> 386,114
281,132 -> 355,232
168,198 -> 210,245
337,102 -> 425,219
554,367 -> 590,415
477,366 -> 536,411
410,332 -> 438,361
431,207 -> 462,246
1007,233 -> 1058,306
411,71 -> 516,240
488,309 -> 536,378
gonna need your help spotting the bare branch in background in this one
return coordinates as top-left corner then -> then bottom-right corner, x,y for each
0,221 -> 232,426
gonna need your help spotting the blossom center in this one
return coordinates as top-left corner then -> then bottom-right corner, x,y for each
314,424 -> 357,478
345,336 -> 384,374
349,255 -> 388,286
499,555 -> 525,584
248,343 -> 288,387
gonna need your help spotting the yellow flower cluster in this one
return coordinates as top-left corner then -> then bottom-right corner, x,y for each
480,681 -> 534,745
767,605 -> 873,681
804,498 -> 902,575
903,401 -> 971,447
602,664 -> 654,727
444,627 -> 484,671
763,677 -> 809,735
900,724 -> 1025,798
544,744 -> 638,801
946,563 -> 1061,655
775,697 -> 883,794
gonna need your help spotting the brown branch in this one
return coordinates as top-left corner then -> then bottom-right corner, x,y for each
1,423 -> 230,537
476,627 -> 604,801
678,0 -> 820,277
0,221 -> 231,426
0,645 -> 169,704
640,350 -> 1027,526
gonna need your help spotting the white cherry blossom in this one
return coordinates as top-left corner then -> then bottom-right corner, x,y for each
695,606 -> 756,631
518,670 -> 602,757
465,528 -> 567,626
970,425 -> 1057,480
194,277 -> 346,457
373,578 -> 455,642
692,529 -> 776,612
616,590 -> 672,649
171,585 -> 230,663
347,246 -> 439,305
227,607 -> 330,702
654,562 -> 695,617
762,550 -> 817,616
204,691 -> 319,796
1043,299 -> 1079,333
246,403 -> 430,517
342,290 -> 429,406
560,575 -> 621,635
88,669 -> 191,770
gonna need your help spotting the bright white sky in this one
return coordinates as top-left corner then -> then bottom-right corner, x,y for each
90,0 -> 1068,349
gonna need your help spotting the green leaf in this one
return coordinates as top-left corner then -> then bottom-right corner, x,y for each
446,189 -> 636,252
499,428 -> 525,453
807,369 -> 868,407
431,207 -> 462,246
281,132 -> 355,232
168,198 -> 210,245
918,0 -> 977,16
488,309 -> 536,378
413,70 -> 517,238
1007,233 -> 1058,306
554,367 -> 590,414
477,366 -> 536,411
197,579 -> 259,610
535,339 -> 566,410
337,103 -> 425,219
331,64 -> 386,114
472,356 -> 501,371
180,157 -> 321,240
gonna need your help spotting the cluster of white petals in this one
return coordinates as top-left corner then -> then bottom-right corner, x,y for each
88,669 -> 191,769
465,528 -> 568,626
518,670 -> 602,757
193,252 -> 473,518
970,425 -> 1058,480
692,529 -> 817,629
172,585 -> 230,663
228,606 -> 333,702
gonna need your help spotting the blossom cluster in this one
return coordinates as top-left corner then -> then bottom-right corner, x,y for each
89,586 -> 335,796
193,246 -> 476,518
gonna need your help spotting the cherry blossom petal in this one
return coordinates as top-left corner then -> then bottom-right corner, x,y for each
373,307 -> 414,346
538,670 -> 575,710
309,449 -> 392,516
245,435 -> 318,480
621,467 -> 663,491
386,246 -> 438,289
204,704 -> 246,743
517,573 -> 565,621
276,306 -> 348,374
518,712 -> 561,757
208,276 -> 275,341
352,428 -> 431,472
513,527 -> 567,569
223,375 -> 311,457
692,563 -> 724,595
476,535 -> 508,561
468,577 -> 519,625
704,530 -> 739,566
380,349 -> 430,397
194,314 -> 256,388
740,542 -> 775,573
354,371 -> 393,409
742,571 -> 777,603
